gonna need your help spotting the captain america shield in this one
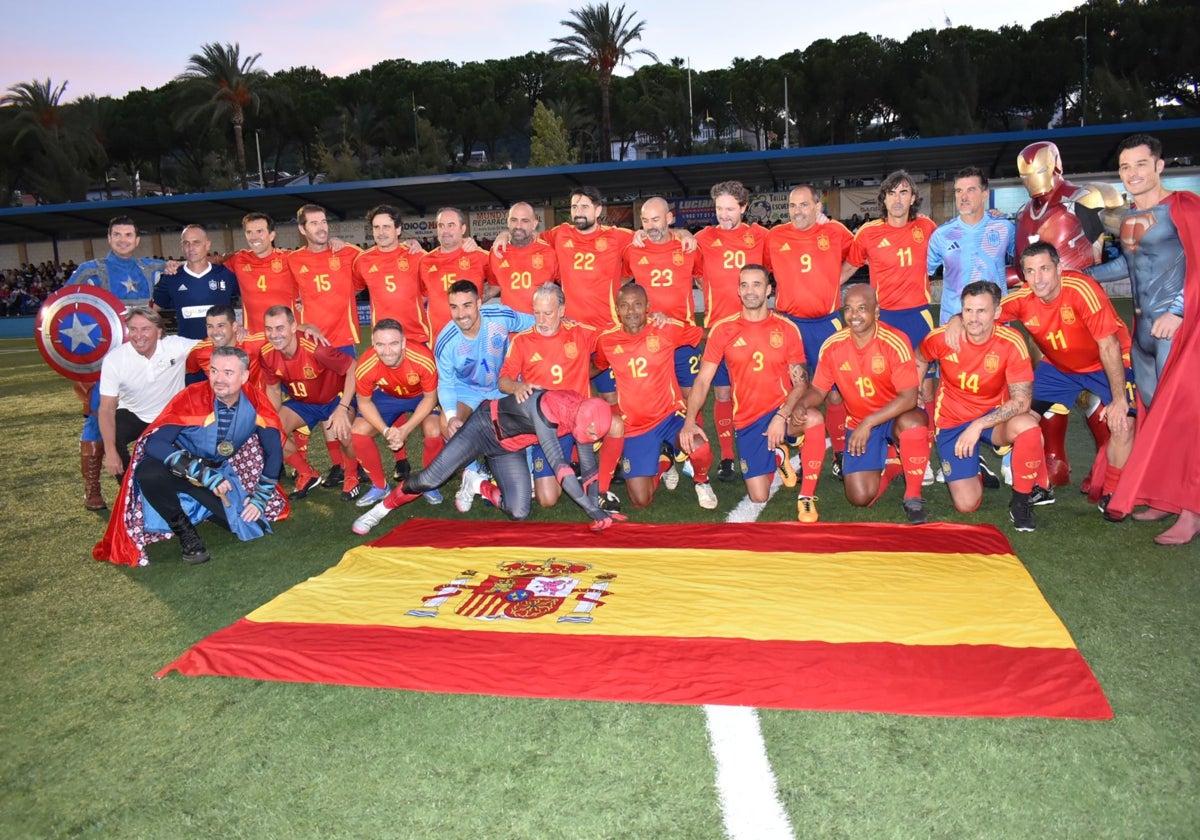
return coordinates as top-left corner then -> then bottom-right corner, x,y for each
35,284 -> 127,382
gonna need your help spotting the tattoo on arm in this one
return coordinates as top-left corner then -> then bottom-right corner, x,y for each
788,364 -> 807,388
982,381 -> 1032,426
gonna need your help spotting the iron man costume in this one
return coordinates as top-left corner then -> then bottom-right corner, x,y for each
1013,141 -> 1129,491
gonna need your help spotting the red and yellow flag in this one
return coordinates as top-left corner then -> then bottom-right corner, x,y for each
160,519 -> 1111,719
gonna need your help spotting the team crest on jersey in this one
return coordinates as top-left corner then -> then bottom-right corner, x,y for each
646,335 -> 661,352
406,557 -> 616,624
595,238 -> 609,252
987,230 -> 1002,247
271,257 -> 284,273
407,373 -> 419,385
743,233 -> 756,247
769,330 -> 784,349
329,256 -> 342,271
532,455 -> 546,472
398,257 -> 410,271
1059,305 -> 1077,325
532,254 -> 545,270
458,257 -> 471,270
984,353 -> 1000,373
817,234 -> 831,251
912,226 -> 925,243
871,355 -> 886,375
303,366 -> 316,379
564,341 -> 579,359
672,252 -> 686,266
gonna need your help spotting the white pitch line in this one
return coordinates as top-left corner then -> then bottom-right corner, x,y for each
705,473 -> 795,840
705,705 -> 796,840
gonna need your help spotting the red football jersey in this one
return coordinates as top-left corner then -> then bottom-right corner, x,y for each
261,336 -> 354,405
225,248 -> 297,333
765,221 -> 853,318
488,239 -> 558,314
186,334 -> 268,392
621,239 -> 703,325
703,313 -> 805,426
814,323 -> 919,428
354,342 -> 438,400
286,244 -> 363,348
593,320 -> 704,435
847,217 -> 938,310
500,322 -> 598,398
694,223 -> 770,327
353,246 -> 430,345
544,223 -> 634,329
918,325 -> 1034,429
418,246 -> 489,339
1000,271 -> 1131,374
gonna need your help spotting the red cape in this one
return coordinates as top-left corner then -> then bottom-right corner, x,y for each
93,383 -> 290,567
1108,190 -> 1200,517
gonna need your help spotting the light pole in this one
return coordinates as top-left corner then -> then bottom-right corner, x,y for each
783,75 -> 789,149
1075,16 -> 1089,126
412,93 -> 425,156
254,129 -> 265,188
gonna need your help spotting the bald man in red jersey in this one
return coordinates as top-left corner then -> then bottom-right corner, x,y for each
622,197 -> 704,397
488,202 -> 558,314
418,207 -> 491,339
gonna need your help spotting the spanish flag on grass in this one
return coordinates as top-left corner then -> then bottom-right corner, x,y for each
160,519 -> 1111,719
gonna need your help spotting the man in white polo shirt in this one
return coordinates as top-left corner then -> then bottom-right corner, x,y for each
98,306 -> 199,476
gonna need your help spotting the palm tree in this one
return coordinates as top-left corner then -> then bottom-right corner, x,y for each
175,43 -> 267,189
549,3 -> 657,162
2,78 -> 69,144
2,78 -> 92,202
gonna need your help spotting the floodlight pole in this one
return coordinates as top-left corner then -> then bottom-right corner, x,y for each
254,129 -> 265,189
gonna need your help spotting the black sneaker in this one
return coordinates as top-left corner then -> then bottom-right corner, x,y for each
831,451 -> 844,482
901,497 -> 928,525
1098,494 -> 1127,522
392,458 -> 411,484
323,464 -> 345,489
1029,485 -> 1056,506
980,456 -> 1001,489
341,482 -> 366,502
717,458 -> 736,482
291,474 -> 323,499
599,491 -> 622,513
356,464 -> 371,484
1009,491 -> 1036,532
168,513 -> 211,565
